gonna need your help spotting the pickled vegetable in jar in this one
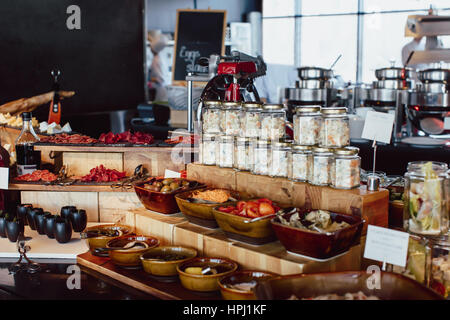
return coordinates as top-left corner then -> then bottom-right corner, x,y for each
240,102 -> 263,138
330,146 -> 361,189
200,133 -> 217,166
260,104 -> 286,141
234,137 -> 255,171
293,106 -> 322,146
201,100 -> 222,134
403,161 -> 448,237
270,142 -> 292,178
252,140 -> 272,176
221,102 -> 242,136
310,147 -> 333,186
218,135 -> 234,168
319,107 -> 350,148
290,145 -> 312,182
430,237 -> 450,298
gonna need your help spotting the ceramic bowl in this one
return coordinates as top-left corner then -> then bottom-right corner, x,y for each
253,271 -> 444,300
177,257 -> 238,292
83,224 -> 132,255
106,235 -> 160,268
175,188 -> 251,228
270,209 -> 364,260
219,270 -> 276,300
134,178 -> 205,215
212,205 -> 277,245
140,246 -> 197,278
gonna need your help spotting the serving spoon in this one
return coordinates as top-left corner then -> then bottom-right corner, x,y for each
93,241 -> 148,254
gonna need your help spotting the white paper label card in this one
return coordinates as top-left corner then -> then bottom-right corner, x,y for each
444,117 -> 450,130
0,167 -> 9,190
363,225 -> 409,268
361,111 -> 395,144
164,169 -> 181,179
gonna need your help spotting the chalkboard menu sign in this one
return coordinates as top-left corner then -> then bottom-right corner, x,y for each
172,9 -> 227,85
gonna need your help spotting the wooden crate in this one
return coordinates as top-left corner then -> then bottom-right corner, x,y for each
98,192 -> 143,223
187,163 -> 389,234
63,152 -> 123,176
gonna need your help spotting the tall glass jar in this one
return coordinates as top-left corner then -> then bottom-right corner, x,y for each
240,102 -> 263,138
310,147 -> 334,186
403,161 -> 449,237
200,133 -> 217,166
260,104 -> 286,141
290,145 -> 312,182
270,142 -> 292,178
430,237 -> 450,298
330,146 -> 361,189
234,137 -> 255,171
201,100 -> 222,134
293,106 -> 322,146
218,135 -> 234,168
221,101 -> 241,136
252,140 -> 272,176
319,107 -> 350,148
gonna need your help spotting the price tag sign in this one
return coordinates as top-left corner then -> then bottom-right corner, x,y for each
0,167 -> 9,190
361,111 -> 395,144
164,169 -> 181,179
363,225 -> 409,268
444,117 -> 450,130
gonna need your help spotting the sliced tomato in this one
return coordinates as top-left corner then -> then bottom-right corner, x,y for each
218,206 -> 234,213
259,202 -> 276,216
245,201 -> 260,218
257,198 -> 273,206
236,201 -> 247,212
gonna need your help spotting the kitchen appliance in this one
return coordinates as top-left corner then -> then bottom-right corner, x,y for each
394,67 -> 450,144
283,67 -> 340,120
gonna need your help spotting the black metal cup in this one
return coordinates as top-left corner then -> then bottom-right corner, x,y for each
0,214 -> 7,238
17,204 -> 33,226
27,208 -> 43,230
69,209 -> 87,233
54,217 -> 72,244
60,206 -> 77,220
35,212 -> 52,235
6,219 -> 24,243
44,215 -> 57,239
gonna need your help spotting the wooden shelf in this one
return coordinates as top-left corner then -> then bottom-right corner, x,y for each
9,182 -> 135,193
34,144 -> 198,153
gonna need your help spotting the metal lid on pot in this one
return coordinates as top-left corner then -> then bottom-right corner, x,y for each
298,67 -> 333,80
375,67 -> 414,80
418,68 -> 450,83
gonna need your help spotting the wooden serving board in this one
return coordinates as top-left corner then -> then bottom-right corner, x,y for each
77,251 -> 221,300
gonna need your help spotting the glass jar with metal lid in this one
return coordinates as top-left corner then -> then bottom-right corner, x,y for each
319,107 -> 350,148
290,145 -> 313,182
430,236 -> 450,298
293,106 -> 322,146
403,161 -> 448,237
270,141 -> 292,178
240,102 -> 263,138
260,104 -> 286,141
201,100 -> 222,134
234,137 -> 255,171
218,135 -> 234,168
252,140 -> 272,176
310,147 -> 334,186
330,146 -> 361,189
200,133 -> 217,166
221,101 -> 242,136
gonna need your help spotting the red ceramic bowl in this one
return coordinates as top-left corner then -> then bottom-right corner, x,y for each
271,209 -> 364,260
134,178 -> 205,214
253,271 -> 444,300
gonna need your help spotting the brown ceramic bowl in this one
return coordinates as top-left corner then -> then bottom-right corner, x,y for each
175,188 -> 252,228
140,246 -> 197,277
271,209 -> 364,260
253,271 -> 444,300
106,235 -> 160,268
134,178 -> 205,215
212,204 -> 278,245
219,270 -> 277,300
177,257 -> 238,292
84,224 -> 132,256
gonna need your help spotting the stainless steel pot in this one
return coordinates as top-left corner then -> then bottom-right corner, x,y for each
375,67 -> 414,80
373,79 -> 413,90
297,67 -> 333,80
297,79 -> 333,89
418,68 -> 450,83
